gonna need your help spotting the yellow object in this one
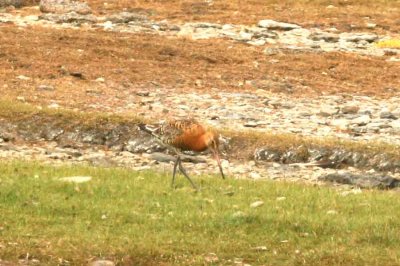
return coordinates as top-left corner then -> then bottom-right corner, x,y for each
375,39 -> 400,48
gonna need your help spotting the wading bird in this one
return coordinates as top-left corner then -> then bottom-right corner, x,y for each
139,119 -> 225,190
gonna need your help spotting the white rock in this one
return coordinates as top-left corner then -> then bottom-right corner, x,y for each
16,75 -> 30,80
326,210 -> 337,215
249,172 -> 261,179
258,19 -> 300,30
351,115 -> 371,125
250,200 -> 264,208
47,103 -> 60,109
330,119 -> 350,129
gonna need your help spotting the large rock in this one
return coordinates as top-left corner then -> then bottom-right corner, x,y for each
105,11 -> 148,24
39,11 -> 97,23
318,172 -> 400,189
124,138 -> 165,153
39,0 -> 92,15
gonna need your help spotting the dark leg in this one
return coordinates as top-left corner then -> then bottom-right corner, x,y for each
178,159 -> 199,191
171,156 -> 180,188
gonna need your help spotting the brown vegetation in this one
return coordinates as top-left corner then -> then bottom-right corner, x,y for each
0,23 -> 399,114
87,0 -> 400,33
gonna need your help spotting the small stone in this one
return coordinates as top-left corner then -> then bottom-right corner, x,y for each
149,152 -> 175,163
16,75 -> 30,80
330,119 -> 350,129
340,33 -> 378,43
249,172 -> 261,179
380,111 -> 397,120
341,106 -> 359,114
238,31 -> 253,41
251,246 -> 268,251
244,121 -> 258,128
16,96 -> 25,102
247,39 -> 266,46
250,200 -> 264,208
136,91 -> 150,97
326,210 -> 337,215
319,106 -> 339,116
258,19 -> 300,30
351,115 -> 371,126
70,71 -> 84,79
95,77 -> 105,83
102,21 -> 114,30
47,103 -> 60,109
37,85 -> 55,91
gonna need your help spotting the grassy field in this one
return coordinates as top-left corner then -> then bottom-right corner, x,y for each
0,161 -> 400,265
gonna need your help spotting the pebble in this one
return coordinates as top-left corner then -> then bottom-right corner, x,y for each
250,200 -> 264,208
380,111 -> 397,120
37,84 -> 55,91
16,75 -> 30,80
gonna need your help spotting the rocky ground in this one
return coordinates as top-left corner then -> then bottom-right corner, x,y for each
0,1 -> 400,191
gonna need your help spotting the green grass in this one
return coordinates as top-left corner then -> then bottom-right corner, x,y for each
1,161 -> 400,265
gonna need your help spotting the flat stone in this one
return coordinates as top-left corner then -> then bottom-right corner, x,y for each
250,200 -> 264,208
318,172 -> 400,189
37,84 -> 55,91
310,32 -> 339,42
258,19 -> 300,30
341,105 -> 360,114
244,121 -> 258,128
340,33 -> 378,43
330,119 -> 350,129
39,12 -> 98,24
380,111 -> 398,120
106,11 -> 147,23
40,0 -> 92,15
351,115 -> 371,126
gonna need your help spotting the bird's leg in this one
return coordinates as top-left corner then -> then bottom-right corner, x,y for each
178,159 -> 199,191
171,156 -> 180,188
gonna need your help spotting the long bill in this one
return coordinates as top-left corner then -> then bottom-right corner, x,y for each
212,149 -> 225,179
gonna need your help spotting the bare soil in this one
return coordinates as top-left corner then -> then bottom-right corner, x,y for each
0,19 -> 399,113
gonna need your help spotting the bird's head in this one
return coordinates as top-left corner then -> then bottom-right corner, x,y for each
204,131 -> 225,179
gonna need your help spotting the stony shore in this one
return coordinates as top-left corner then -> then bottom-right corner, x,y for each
1,4 -> 400,190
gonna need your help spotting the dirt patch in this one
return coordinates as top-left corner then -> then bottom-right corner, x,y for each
0,25 -> 399,114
